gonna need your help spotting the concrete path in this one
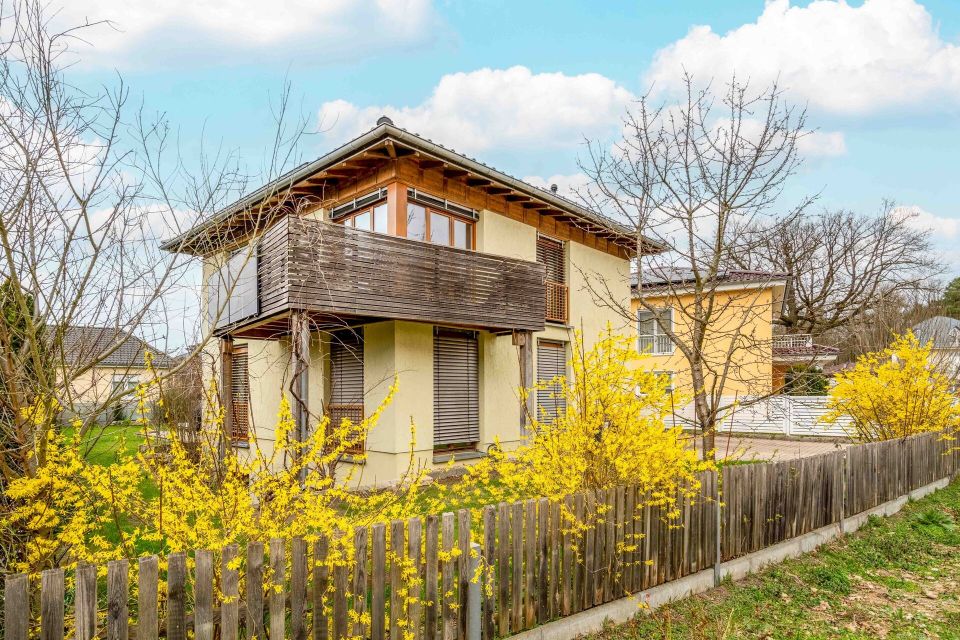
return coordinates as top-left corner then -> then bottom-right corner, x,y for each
688,433 -> 851,462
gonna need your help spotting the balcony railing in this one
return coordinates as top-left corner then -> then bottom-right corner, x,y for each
639,334 -> 673,355
215,217 -> 548,335
773,334 -> 813,350
545,280 -> 569,324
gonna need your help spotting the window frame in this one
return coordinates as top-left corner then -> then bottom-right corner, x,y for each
408,202 -> 475,250
637,307 -> 674,355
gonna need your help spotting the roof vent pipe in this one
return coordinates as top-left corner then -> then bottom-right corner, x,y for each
550,184 -> 558,193
376,115 -> 394,126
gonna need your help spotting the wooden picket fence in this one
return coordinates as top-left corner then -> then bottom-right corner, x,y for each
2,432 -> 957,640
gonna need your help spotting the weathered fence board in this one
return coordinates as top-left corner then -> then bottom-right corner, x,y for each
6,432 -> 957,640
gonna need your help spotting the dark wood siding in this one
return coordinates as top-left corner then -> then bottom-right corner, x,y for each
536,340 -> 567,421
243,216 -> 546,333
433,330 -> 480,447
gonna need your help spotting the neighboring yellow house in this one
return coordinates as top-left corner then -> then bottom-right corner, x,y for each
162,117 -> 664,487
631,270 -> 836,403
60,326 -> 173,423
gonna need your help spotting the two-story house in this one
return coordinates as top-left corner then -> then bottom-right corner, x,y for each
631,269 -> 837,404
162,117 -> 663,486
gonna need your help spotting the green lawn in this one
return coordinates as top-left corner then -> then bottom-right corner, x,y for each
589,478 -> 960,639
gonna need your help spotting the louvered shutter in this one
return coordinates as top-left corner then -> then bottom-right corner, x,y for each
536,236 -> 565,283
231,346 -> 249,441
536,340 -> 567,421
329,330 -> 365,453
537,236 -> 568,323
433,330 -> 480,447
330,330 -> 364,405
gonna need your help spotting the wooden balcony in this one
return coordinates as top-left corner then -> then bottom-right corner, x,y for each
215,216 -> 547,337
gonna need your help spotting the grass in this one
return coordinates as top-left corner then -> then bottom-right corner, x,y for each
589,478 -> 960,640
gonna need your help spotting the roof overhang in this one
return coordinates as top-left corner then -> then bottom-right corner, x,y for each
161,122 -> 668,256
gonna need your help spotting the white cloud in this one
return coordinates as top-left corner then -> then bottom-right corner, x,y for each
797,130 -> 847,158
894,205 -> 960,239
522,173 -> 592,198
318,66 -> 635,154
55,0 -> 439,68
647,0 -> 960,115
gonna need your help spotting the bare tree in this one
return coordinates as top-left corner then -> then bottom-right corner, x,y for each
0,0 -> 315,570
730,203 -> 942,337
577,75 -> 814,459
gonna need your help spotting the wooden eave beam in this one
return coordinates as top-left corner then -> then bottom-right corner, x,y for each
485,186 -> 511,196
466,177 -> 492,187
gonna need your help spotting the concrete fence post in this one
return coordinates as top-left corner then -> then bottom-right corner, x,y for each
839,450 -> 848,535
467,542 -> 481,640
713,470 -> 722,587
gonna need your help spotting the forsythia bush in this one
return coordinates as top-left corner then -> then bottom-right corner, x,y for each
425,328 -> 711,518
3,329 -> 711,634
824,332 -> 960,441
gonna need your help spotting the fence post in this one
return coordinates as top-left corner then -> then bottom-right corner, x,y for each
467,542 -> 482,640
839,450 -> 847,535
713,470 -> 722,587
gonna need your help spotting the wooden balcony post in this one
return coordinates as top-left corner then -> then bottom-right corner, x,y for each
290,311 -> 310,480
219,336 -> 234,461
514,331 -> 535,434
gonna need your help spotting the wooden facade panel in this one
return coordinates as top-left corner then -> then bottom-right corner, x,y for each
250,217 -> 546,333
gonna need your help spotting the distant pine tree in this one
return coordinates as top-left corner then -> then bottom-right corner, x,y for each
944,276 -> 960,319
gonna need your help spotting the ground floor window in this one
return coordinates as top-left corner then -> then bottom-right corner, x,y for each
433,329 -> 479,449
329,329 -> 365,453
536,339 -> 567,421
230,345 -> 249,442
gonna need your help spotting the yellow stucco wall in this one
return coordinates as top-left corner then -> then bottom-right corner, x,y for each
200,205 -> 631,487
631,286 -> 778,399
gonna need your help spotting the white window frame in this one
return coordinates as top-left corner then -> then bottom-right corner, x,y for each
638,307 -> 674,355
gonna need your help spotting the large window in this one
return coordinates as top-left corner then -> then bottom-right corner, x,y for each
638,308 -> 674,355
408,203 -> 473,249
343,203 -> 388,234
433,329 -> 480,449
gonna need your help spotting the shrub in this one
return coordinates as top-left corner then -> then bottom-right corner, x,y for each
823,332 -> 960,441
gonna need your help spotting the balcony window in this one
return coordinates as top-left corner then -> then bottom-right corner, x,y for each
407,202 -> 474,249
343,203 -> 388,234
430,211 -> 450,245
638,308 -> 674,355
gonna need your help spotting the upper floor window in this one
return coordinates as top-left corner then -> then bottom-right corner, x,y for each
343,203 -> 388,234
407,202 -> 473,249
537,235 -> 568,324
638,308 -> 674,355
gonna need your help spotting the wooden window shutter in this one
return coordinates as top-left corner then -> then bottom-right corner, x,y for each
230,345 -> 249,442
537,236 -> 568,323
433,329 -> 480,447
329,329 -> 365,452
536,340 -> 567,421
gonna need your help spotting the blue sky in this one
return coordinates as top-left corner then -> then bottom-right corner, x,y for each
67,0 -> 960,276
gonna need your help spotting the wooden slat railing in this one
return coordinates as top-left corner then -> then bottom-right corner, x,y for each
544,280 -> 568,324
3,433 -> 957,639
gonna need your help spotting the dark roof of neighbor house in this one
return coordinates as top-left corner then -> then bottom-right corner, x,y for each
161,118 -> 668,256
912,316 -> 960,349
61,326 -> 173,369
631,268 -> 791,294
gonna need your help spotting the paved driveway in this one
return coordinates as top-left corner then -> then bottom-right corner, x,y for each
689,433 -> 851,462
